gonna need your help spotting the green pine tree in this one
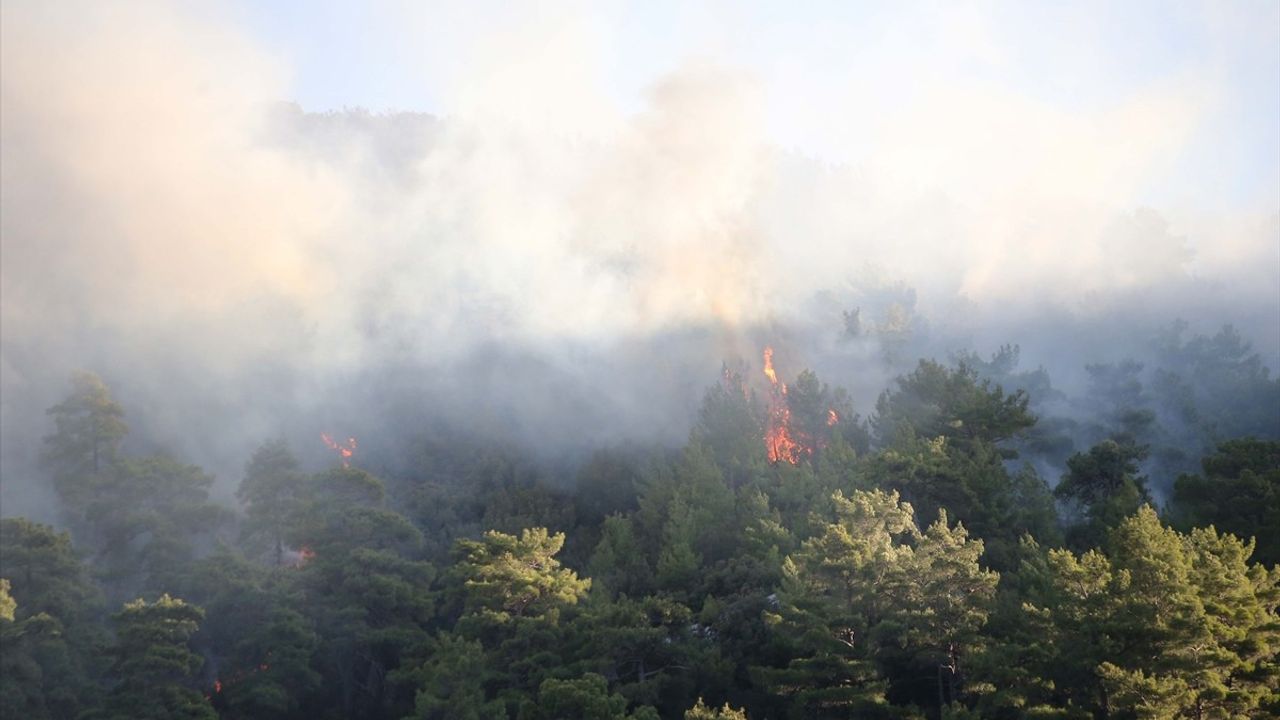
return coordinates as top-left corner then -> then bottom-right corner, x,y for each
97,594 -> 215,720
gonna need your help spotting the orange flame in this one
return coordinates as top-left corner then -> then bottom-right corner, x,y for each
211,652 -> 273,698
761,347 -> 841,463
320,433 -> 357,467
762,346 -> 779,385
763,347 -> 801,464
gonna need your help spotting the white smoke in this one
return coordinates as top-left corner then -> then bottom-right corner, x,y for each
2,0 -> 1276,511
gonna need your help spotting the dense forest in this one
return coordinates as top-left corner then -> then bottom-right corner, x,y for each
1,323 -> 1278,720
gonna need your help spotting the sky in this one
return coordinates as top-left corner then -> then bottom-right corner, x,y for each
232,0 -> 1280,212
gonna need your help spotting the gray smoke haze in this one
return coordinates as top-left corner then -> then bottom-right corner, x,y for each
3,1 -> 1278,517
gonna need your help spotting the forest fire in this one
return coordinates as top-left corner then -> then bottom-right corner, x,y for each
5,4 -> 1277,718
763,347 -> 801,464
280,544 -> 315,568
209,655 -> 272,699
762,347 -> 779,385
762,347 -> 840,464
320,433 -> 357,467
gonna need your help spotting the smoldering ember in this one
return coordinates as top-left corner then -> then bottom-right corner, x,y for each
1,2 -> 1278,719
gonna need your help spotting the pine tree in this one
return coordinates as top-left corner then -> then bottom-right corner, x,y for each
1054,439 -> 1152,550
236,439 -> 307,566
587,514 -> 653,599
898,511 -> 1000,709
755,489 -> 997,718
0,518 -> 104,719
1018,507 -> 1280,717
685,697 -> 749,719
42,372 -> 128,528
524,673 -> 637,720
454,527 -> 591,623
404,634 -> 505,720
1171,438 -> 1280,566
98,594 -> 215,720
0,579 -> 14,622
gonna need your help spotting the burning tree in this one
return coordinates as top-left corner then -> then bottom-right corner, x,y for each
320,433 -> 357,468
761,347 -> 852,464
